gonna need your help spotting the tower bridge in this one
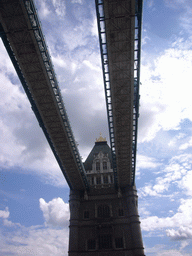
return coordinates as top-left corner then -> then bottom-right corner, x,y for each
0,0 -> 144,255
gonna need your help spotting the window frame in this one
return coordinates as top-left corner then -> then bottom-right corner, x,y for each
118,208 -> 124,217
103,161 -> 107,170
97,204 -> 110,218
96,161 -> 100,171
99,234 -> 112,249
87,238 -> 96,250
115,237 -> 124,249
103,175 -> 108,184
84,210 -> 89,219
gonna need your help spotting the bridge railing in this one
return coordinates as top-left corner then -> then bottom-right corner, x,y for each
132,0 -> 143,185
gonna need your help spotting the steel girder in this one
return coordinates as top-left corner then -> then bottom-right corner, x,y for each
95,0 -> 142,187
0,0 -> 89,191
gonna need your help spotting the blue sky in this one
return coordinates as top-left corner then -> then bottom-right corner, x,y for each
1,0 -> 192,255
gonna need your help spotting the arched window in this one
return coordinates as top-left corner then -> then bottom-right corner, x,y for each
115,237 -> 124,248
103,161 -> 107,170
99,235 -> 112,249
118,208 -> 124,216
110,175 -> 114,183
87,239 -> 96,250
103,175 -> 108,184
84,210 -> 89,219
97,204 -> 110,218
96,176 -> 101,184
96,161 -> 100,171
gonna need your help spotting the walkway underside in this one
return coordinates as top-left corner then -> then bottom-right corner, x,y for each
102,0 -> 136,187
0,0 -> 87,190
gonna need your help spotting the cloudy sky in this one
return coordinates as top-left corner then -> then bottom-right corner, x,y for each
1,0 -> 192,255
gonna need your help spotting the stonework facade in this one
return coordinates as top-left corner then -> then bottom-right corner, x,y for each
69,140 -> 145,256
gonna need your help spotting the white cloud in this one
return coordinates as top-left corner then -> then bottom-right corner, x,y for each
71,0 -> 83,4
147,0 -> 154,8
34,0 -> 51,18
157,249 -> 190,256
137,154 -> 161,170
139,206 -> 151,217
0,201 -> 69,256
51,55 -> 67,68
0,207 -> 21,228
146,244 -> 191,256
142,198 -> 192,242
0,225 -> 68,256
139,154 -> 192,197
168,133 -> 186,147
39,198 -> 69,227
51,0 -> 66,17
167,226 -> 192,240
179,137 -> 192,150
179,170 -> 192,196
139,44 -> 192,142
62,24 -> 91,51
91,16 -> 98,37
0,207 -> 9,219
140,184 -> 159,197
165,0 -> 192,35
180,240 -> 191,250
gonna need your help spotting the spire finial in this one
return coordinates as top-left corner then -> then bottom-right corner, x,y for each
96,133 -> 106,142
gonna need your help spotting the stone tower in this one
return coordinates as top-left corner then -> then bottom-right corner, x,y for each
69,135 -> 145,256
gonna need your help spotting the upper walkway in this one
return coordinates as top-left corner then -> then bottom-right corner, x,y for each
0,0 -> 88,190
96,0 -> 142,187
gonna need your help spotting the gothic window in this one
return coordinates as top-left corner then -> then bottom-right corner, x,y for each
99,234 -> 112,249
103,161 -> 107,170
103,175 -> 108,184
91,177 -> 94,185
115,237 -> 124,248
97,204 -> 110,218
118,208 -> 124,217
96,161 -> 100,171
87,239 -> 96,250
96,176 -> 101,184
84,210 -> 89,219
110,175 -> 113,183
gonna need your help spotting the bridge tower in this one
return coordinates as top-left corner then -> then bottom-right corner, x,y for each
69,135 -> 144,256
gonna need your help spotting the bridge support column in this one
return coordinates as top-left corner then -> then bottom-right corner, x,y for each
125,186 -> 145,256
68,186 -> 145,256
68,189 -> 81,256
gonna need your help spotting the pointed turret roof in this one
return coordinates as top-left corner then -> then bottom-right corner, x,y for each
83,138 -> 112,171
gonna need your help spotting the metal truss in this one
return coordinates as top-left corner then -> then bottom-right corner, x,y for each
95,0 -> 143,186
0,0 -> 89,190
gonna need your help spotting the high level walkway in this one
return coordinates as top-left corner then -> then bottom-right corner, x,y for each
0,0 -> 88,190
96,0 -> 142,187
